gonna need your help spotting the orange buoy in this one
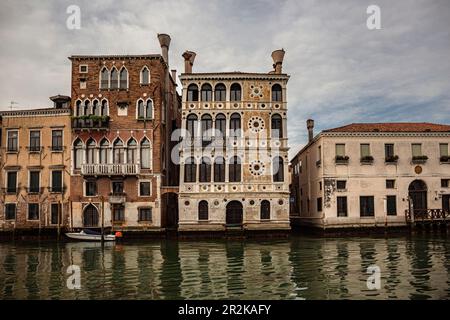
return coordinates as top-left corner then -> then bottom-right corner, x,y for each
115,231 -> 123,238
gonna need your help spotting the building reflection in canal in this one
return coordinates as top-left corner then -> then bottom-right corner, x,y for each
0,235 -> 449,300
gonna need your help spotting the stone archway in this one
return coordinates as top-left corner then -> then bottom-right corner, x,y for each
226,201 -> 243,226
408,180 -> 427,216
83,204 -> 99,227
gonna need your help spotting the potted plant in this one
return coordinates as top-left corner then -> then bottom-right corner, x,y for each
385,155 -> 399,162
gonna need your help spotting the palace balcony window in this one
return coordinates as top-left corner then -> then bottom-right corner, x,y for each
335,144 -> 348,164
214,83 -> 226,101
86,139 -> 96,164
273,156 -> 284,182
72,114 -> 110,130
360,144 -> 373,164
384,144 -> 399,163
187,84 -> 199,101
411,144 -> 427,163
29,130 -> 41,152
186,114 -> 198,140
201,114 -> 213,147
229,156 -> 241,182
271,84 -> 282,102
28,203 -> 39,221
7,130 -> 18,152
229,113 -> 241,137
440,143 -> 449,163
271,114 -> 283,138
184,157 -> 196,183
199,157 -> 211,183
140,138 -> 151,169
214,157 -> 225,182
52,130 -> 63,151
5,204 -> 16,221
230,83 -> 241,101
201,84 -> 213,102
215,113 -> 226,140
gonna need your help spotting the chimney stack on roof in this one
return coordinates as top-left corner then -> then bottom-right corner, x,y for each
182,51 -> 196,74
271,49 -> 285,74
307,119 -> 315,142
157,33 -> 171,65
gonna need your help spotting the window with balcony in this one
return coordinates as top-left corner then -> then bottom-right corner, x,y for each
198,201 -> 209,220
214,157 -> 225,182
230,83 -> 241,101
229,113 -> 241,137
440,143 -> 449,162
337,196 -> 348,217
360,144 -> 373,163
7,130 -> 18,152
113,139 -> 125,164
86,139 -> 96,164
201,84 -> 212,102
214,83 -> 226,101
273,156 -> 284,182
387,195 -> 397,215
74,139 -> 83,169
187,84 -> 199,101
29,171 -> 40,193
412,143 -> 427,162
360,196 -> 375,217
51,170 -> 63,193
229,156 -> 241,182
186,114 -> 198,139
138,207 -> 152,221
6,171 -> 17,193
85,180 -> 97,196
384,144 -> 398,163
99,139 -> 109,164
127,139 -> 137,163
28,203 -> 39,220
52,130 -> 63,151
215,113 -> 226,140
201,114 -> 212,147
29,131 -> 41,152
271,114 -> 283,138
5,204 -> 16,220
184,157 -> 196,183
140,138 -> 151,169
139,181 -> 151,196
272,84 -> 282,102
199,157 -> 211,183
260,200 -> 270,220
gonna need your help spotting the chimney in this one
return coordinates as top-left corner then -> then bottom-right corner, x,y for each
171,69 -> 177,82
182,51 -> 196,74
307,119 -> 314,142
271,49 -> 285,74
157,33 -> 171,65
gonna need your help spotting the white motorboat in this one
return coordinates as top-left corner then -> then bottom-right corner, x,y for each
65,229 -> 116,241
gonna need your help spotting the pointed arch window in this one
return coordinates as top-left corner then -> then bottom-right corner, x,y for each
261,200 -> 271,220
229,156 -> 241,182
201,84 -> 212,101
92,100 -> 99,116
198,201 -> 209,220
214,156 -> 225,182
230,83 -> 241,101
74,139 -> 83,169
272,84 -> 282,102
273,156 -> 284,182
101,100 -> 108,116
99,139 -> 109,164
113,139 -> 125,164
83,100 -> 90,116
199,157 -> 211,183
141,67 -> 150,85
110,68 -> 118,89
187,84 -> 199,101
76,100 -> 82,116
214,83 -> 226,101
86,139 -> 96,164
100,68 -> 109,89
137,100 -> 144,118
127,139 -> 138,163
271,114 -> 283,138
119,68 -> 128,89
140,138 -> 151,169
146,100 -> 153,119
184,157 -> 197,183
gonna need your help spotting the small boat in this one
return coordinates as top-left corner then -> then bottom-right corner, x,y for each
65,229 -> 116,241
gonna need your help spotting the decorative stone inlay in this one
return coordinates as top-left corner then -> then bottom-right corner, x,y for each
248,116 -> 265,133
249,160 -> 265,176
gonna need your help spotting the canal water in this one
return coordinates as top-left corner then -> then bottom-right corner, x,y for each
0,234 -> 449,300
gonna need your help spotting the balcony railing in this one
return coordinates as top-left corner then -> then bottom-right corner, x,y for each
412,155 -> 428,164
72,116 -> 110,130
335,156 -> 349,164
406,209 -> 449,222
81,163 -> 140,176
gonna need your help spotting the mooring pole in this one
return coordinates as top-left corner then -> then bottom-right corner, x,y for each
57,200 -> 61,240
101,195 -> 105,244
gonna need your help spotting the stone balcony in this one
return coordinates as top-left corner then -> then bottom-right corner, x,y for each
81,163 -> 140,176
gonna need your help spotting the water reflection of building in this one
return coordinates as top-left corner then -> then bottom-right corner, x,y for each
290,120 -> 450,229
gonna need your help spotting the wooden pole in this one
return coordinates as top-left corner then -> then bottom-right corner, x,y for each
57,200 -> 61,240
101,196 -> 105,243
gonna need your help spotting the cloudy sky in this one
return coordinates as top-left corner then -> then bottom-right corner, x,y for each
0,0 -> 449,156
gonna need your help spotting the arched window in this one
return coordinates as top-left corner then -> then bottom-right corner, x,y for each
100,68 -> 109,89
119,68 -> 128,89
145,100 -> 152,119
76,100 -> 82,116
261,200 -> 270,220
214,156 -> 225,182
272,84 -> 282,102
201,84 -> 212,101
140,138 -> 151,169
110,68 -> 118,89
83,100 -> 90,116
137,100 -> 144,118
186,114 -> 198,139
230,83 -> 241,101
113,139 -> 125,164
184,157 -> 196,183
127,139 -> 137,163
271,114 -> 283,138
187,84 -> 199,101
99,139 -> 109,164
273,156 -> 284,182
214,83 -> 226,101
215,113 -> 226,139
86,139 -> 96,164
201,114 -> 212,144
199,157 -> 211,182
198,201 -> 208,220
101,100 -> 108,116
74,139 -> 83,169
229,156 -> 241,182
230,113 -> 241,137
92,100 -> 99,116
141,67 -> 150,84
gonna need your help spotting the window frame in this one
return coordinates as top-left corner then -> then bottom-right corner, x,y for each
27,203 -> 40,221
138,207 -> 152,222
360,196 -> 375,217
7,130 -> 19,152
5,203 -> 16,221
139,180 -> 152,197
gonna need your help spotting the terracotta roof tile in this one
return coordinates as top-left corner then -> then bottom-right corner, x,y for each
323,122 -> 450,133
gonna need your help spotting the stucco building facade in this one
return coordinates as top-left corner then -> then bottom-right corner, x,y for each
177,49 -> 291,232
290,121 -> 450,229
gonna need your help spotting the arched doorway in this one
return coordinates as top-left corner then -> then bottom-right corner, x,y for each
226,201 -> 243,226
83,204 -> 99,227
408,180 -> 427,216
